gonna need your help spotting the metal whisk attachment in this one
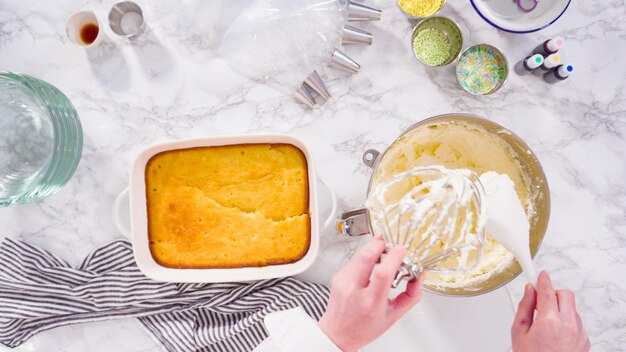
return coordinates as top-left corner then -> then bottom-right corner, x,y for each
366,166 -> 487,287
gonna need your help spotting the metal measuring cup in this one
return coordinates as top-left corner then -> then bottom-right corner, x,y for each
108,1 -> 145,38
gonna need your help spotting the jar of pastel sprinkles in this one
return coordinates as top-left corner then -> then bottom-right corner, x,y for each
456,44 -> 509,95
397,0 -> 446,19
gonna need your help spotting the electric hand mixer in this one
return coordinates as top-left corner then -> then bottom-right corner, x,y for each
365,166 -> 489,287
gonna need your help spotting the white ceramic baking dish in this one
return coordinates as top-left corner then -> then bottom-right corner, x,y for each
113,134 -> 336,283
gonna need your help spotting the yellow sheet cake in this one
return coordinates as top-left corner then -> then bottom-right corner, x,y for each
145,144 -> 311,268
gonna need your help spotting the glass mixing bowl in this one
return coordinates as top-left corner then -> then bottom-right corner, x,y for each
0,72 -> 82,206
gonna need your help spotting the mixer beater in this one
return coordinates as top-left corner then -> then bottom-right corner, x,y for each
365,166 -> 488,287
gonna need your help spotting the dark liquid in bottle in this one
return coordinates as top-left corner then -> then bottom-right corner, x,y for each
80,23 -> 99,45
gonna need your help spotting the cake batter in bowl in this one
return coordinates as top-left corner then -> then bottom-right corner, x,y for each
338,113 -> 550,296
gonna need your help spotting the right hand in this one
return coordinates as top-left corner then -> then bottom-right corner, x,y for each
511,270 -> 590,352
318,235 -> 425,352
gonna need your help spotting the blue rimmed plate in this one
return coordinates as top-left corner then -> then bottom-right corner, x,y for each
470,0 -> 571,34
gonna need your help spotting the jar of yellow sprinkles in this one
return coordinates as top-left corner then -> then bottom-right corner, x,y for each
397,0 -> 446,18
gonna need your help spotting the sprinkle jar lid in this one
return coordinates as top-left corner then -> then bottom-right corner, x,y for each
456,44 -> 509,95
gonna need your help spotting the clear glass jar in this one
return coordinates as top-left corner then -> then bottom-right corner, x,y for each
0,72 -> 83,206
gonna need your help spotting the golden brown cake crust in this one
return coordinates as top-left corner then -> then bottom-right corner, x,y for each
145,143 -> 311,269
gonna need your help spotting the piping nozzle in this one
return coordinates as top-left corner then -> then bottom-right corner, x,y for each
303,71 -> 331,100
342,24 -> 373,44
348,1 -> 382,21
294,83 -> 316,108
330,48 -> 360,73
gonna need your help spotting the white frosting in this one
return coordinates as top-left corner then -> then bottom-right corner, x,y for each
366,166 -> 488,271
423,171 -> 530,288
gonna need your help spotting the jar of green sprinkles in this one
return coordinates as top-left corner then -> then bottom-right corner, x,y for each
411,16 -> 463,67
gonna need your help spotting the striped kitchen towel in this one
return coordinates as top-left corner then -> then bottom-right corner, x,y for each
0,238 -> 329,351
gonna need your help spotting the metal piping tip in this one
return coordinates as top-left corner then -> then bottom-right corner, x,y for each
342,24 -> 373,45
295,83 -> 316,108
303,71 -> 331,101
348,1 -> 382,21
330,48 -> 360,73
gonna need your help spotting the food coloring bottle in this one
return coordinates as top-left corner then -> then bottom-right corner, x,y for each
544,64 -> 573,83
515,54 -> 544,75
534,36 -> 565,56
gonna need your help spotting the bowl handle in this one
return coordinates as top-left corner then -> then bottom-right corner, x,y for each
362,149 -> 380,168
317,177 -> 338,230
112,187 -> 131,239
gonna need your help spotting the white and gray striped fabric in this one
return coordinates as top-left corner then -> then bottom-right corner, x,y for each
0,238 -> 329,351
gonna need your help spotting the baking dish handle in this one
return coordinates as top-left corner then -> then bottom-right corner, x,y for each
317,177 -> 338,230
112,187 -> 131,239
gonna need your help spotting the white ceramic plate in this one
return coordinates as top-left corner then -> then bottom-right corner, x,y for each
471,0 -> 571,33
113,134 -> 336,283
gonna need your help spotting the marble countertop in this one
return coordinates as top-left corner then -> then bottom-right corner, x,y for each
1,0 -> 625,351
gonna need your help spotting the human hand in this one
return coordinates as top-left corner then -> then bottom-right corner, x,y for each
318,235 -> 425,352
511,270 -> 590,352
